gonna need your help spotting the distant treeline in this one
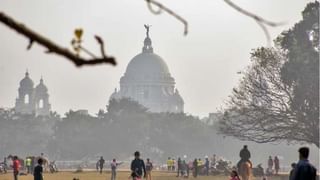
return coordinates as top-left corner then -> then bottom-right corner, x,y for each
0,98 -> 215,161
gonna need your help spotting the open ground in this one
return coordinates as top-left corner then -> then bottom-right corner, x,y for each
0,171 -> 290,180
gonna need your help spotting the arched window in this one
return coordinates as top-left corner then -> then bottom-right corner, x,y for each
24,94 -> 29,104
39,99 -> 44,108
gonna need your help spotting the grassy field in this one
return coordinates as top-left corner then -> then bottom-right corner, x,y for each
0,171 -> 289,180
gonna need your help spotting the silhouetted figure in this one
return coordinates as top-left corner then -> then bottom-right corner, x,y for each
98,156 -> 105,174
2,157 -> 7,173
33,158 -> 43,180
292,147 -> 317,180
181,160 -> 188,177
193,158 -> 198,178
237,145 -> 251,170
289,163 -> 296,180
111,158 -> 122,180
274,156 -> 279,175
267,156 -> 273,175
145,158 -> 153,180
130,151 -> 146,180
205,157 -> 210,176
176,157 -> 182,177
12,156 -> 20,180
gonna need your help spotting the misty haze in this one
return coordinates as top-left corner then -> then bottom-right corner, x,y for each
0,1 -> 318,180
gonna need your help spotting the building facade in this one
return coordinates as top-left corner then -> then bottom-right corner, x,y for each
15,71 -> 51,116
109,26 -> 184,113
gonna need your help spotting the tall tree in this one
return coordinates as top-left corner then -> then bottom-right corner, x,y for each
278,2 -> 319,146
219,2 -> 319,148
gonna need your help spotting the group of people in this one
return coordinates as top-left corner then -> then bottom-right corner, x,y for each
8,155 -> 44,180
166,157 -> 176,171
95,152 -> 153,180
95,156 -> 123,180
234,145 -> 317,180
167,156 -> 214,178
267,155 -> 280,175
2,146 -> 317,180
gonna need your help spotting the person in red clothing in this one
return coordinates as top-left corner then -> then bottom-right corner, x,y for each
229,170 -> 240,180
12,156 -> 20,180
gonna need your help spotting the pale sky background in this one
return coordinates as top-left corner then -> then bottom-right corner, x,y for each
0,0 -> 313,117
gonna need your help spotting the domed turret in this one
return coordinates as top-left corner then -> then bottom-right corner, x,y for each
34,77 -> 51,116
35,77 -> 48,93
109,88 -> 120,100
19,71 -> 34,88
15,71 -> 51,116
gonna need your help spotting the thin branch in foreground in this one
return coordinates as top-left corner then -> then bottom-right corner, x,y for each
0,12 -> 116,67
223,0 -> 284,45
145,0 -> 188,36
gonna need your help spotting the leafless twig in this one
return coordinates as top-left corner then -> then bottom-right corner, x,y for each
223,0 -> 284,45
0,12 -> 116,67
145,0 -> 188,36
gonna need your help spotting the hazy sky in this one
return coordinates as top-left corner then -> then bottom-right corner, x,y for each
0,0 -> 312,117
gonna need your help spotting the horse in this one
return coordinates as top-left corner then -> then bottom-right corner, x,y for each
238,161 -> 252,180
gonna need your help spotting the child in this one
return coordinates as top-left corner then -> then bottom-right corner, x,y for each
230,170 -> 240,180
289,163 -> 296,180
33,158 -> 43,180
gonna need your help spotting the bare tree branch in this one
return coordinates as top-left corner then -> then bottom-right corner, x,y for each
145,0 -> 188,35
223,0 -> 284,45
145,0 -> 283,44
0,12 -> 116,67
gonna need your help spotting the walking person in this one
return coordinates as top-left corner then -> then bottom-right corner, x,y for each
267,156 -> 273,175
145,158 -> 153,180
172,158 -> 176,171
193,158 -> 198,178
3,157 -> 7,173
292,147 -> 317,180
176,157 -> 182,177
274,156 -> 280,175
33,158 -> 44,180
181,160 -> 188,177
110,159 -> 122,180
26,157 -> 32,174
12,156 -> 20,180
205,157 -> 210,176
130,151 -> 146,180
166,157 -> 171,171
98,156 -> 105,174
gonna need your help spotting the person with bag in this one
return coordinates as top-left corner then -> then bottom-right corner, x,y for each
130,151 -> 146,180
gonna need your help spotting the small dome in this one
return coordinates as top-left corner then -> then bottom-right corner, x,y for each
20,71 -> 34,88
35,78 -> 48,92
125,52 -> 171,77
109,88 -> 119,100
